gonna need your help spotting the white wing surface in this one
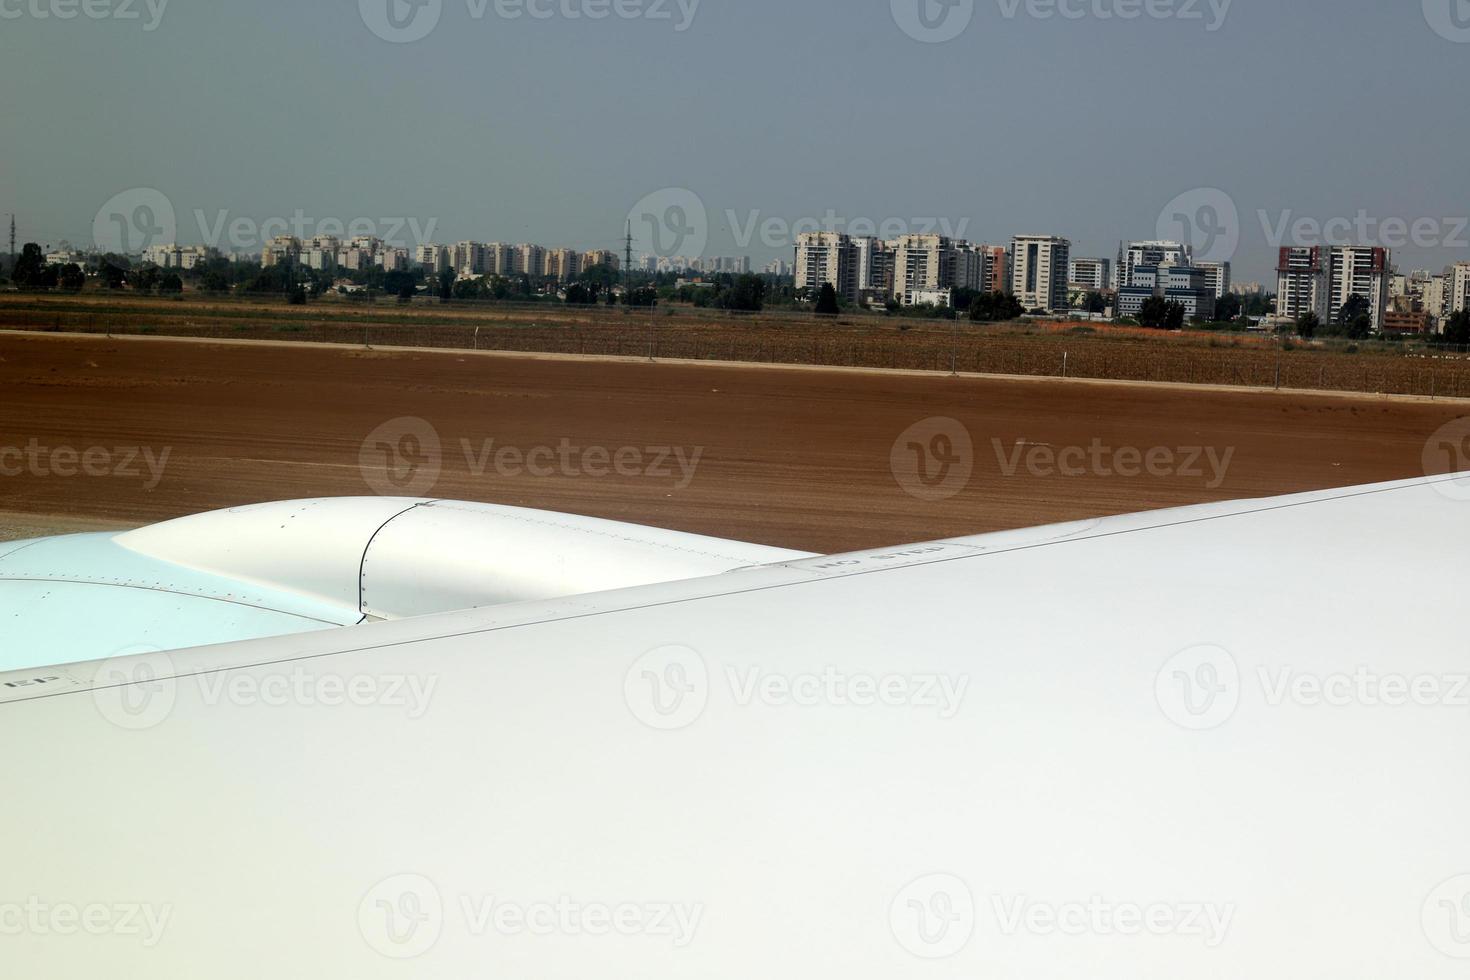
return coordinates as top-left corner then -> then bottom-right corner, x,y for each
3,475 -> 1468,978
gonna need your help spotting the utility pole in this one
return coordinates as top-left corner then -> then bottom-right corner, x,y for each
8,214 -> 14,262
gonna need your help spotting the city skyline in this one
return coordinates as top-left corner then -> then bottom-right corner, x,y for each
4,1 -> 1470,286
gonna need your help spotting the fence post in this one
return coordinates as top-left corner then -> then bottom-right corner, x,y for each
1062,351 -> 1069,378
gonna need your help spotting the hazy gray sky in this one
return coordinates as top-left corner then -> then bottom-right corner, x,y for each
3,0 -> 1467,282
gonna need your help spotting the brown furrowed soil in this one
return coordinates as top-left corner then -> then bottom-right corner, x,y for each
0,331 -> 1464,554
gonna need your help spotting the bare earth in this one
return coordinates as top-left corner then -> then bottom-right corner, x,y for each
0,332 -> 1464,553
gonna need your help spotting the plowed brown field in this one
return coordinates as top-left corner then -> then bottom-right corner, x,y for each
1,331 -> 1465,553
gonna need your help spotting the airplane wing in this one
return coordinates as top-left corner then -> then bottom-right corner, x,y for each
4,475 -> 1469,978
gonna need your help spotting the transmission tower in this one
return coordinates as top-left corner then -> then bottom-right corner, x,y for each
624,220 -> 634,291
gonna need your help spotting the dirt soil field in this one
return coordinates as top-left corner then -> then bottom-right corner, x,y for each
5,293 -> 1470,398
1,332 -> 1466,554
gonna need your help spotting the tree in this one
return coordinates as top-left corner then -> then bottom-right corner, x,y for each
1164,302 -> 1186,331
969,291 -> 1024,323
11,243 -> 45,289
99,262 -> 127,289
159,272 -> 183,294
1214,293 -> 1242,321
1083,291 -> 1108,314
383,270 -> 417,300
1297,310 -> 1320,339
1345,313 -> 1373,341
1337,293 -> 1368,327
57,263 -> 86,292
1440,310 -> 1470,346
130,266 -> 161,294
814,282 -> 840,316
722,274 -> 764,312
1137,295 -> 1170,329
437,269 -> 455,301
624,285 -> 659,308
578,263 -> 620,290
452,278 -> 484,300
565,282 -> 597,305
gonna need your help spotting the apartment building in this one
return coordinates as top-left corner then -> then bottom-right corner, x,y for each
545,248 -> 583,281
582,250 -> 620,272
142,245 -> 215,270
299,236 -> 341,272
794,232 -> 859,303
262,236 -> 302,268
891,235 -> 959,305
415,244 -> 450,273
1275,246 -> 1329,322
1326,246 -> 1390,332
1010,235 -> 1071,313
1449,263 -> 1470,316
1197,261 -> 1232,299
1068,257 -> 1111,292
850,237 -> 893,301
979,245 -> 1008,294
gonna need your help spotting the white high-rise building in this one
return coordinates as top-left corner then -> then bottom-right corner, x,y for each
1326,246 -> 1390,332
453,241 -> 486,277
1275,247 -> 1329,322
544,248 -> 582,281
1197,261 -> 1232,299
795,232 -> 859,303
1448,263 -> 1470,317
262,236 -> 302,268
416,244 -> 449,273
1068,257 -> 1111,292
1115,241 -> 1192,290
1011,235 -> 1071,313
515,244 -> 547,278
891,235 -> 959,304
